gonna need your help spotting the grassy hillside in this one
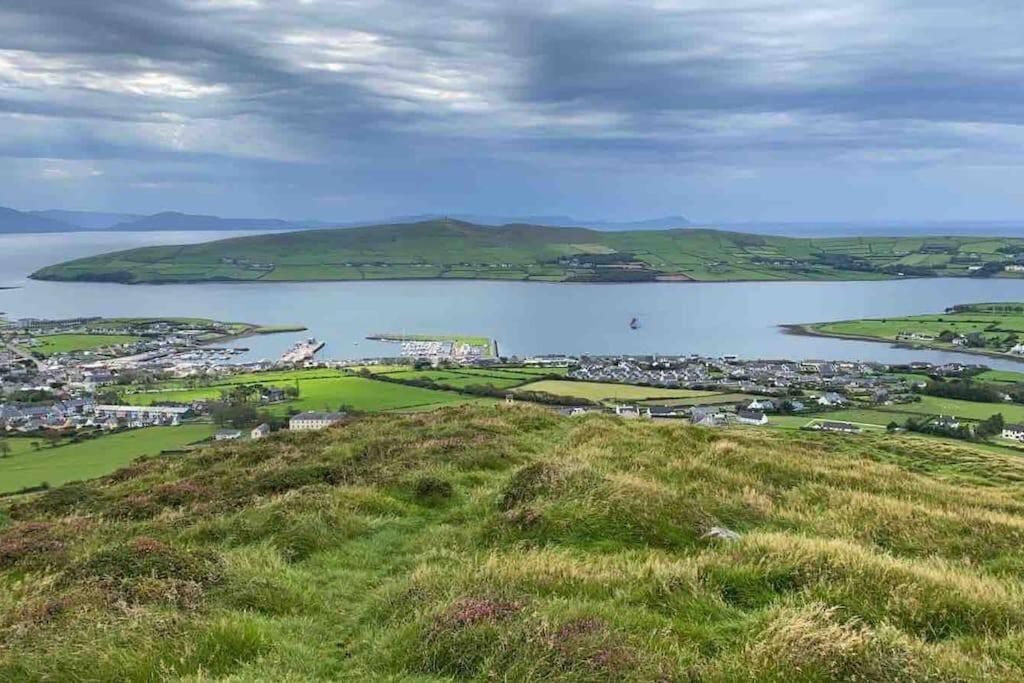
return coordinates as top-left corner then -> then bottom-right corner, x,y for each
30,219 -> 1024,284
5,406 -> 1024,679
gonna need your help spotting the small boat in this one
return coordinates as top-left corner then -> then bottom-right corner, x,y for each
629,317 -> 640,330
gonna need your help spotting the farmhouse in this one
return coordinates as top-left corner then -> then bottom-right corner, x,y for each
289,411 -> 346,431
690,406 -> 726,427
1002,424 -> 1024,441
746,398 -> 775,412
817,392 -> 848,407
613,405 -> 652,419
215,429 -> 243,441
736,409 -> 768,426
251,423 -> 271,440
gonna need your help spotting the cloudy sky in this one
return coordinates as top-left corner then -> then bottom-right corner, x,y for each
2,0 -> 1024,222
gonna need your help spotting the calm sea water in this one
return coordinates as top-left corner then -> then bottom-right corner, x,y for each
3,231 -> 1024,369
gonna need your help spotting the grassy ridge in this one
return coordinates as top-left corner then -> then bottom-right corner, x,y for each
5,406 -> 1024,679
30,220 -> 1024,284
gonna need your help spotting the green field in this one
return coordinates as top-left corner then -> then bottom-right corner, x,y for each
30,219 -> 1024,284
9,407 -> 1024,678
803,302 -> 1024,359
803,395 -> 1022,432
0,425 -> 214,494
125,370 -> 492,413
514,379 -> 718,402
30,333 -> 142,356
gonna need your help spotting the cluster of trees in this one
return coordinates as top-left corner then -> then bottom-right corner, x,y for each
919,377 -> 1024,405
920,379 -> 1002,403
902,413 -> 1004,442
209,383 -> 299,429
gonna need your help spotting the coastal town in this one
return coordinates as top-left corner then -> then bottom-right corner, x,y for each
3,313 -> 1022,445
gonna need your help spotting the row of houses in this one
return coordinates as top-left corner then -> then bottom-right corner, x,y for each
214,412 -> 347,442
568,356 -> 909,400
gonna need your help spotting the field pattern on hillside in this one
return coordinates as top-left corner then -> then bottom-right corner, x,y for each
31,220 -> 1024,284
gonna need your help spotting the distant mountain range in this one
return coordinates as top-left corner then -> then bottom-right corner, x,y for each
0,206 -> 692,234
30,209 -> 143,230
110,212 -> 300,232
0,207 -> 76,233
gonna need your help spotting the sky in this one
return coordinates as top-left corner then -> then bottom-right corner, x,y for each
2,0 -> 1024,223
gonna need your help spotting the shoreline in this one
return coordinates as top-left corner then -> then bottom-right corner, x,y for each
28,272 -> 949,287
781,323 -> 1024,365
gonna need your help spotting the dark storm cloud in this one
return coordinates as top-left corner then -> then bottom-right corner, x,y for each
3,0 -> 1024,219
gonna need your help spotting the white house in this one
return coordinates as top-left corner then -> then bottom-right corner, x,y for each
251,423 -> 271,440
614,405 -> 652,419
817,392 -> 848,407
736,409 -> 768,426
289,411 -> 346,431
747,399 -> 775,412
1002,423 -> 1024,441
690,406 -> 726,427
215,429 -> 243,441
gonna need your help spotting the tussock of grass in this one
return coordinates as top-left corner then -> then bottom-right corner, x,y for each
5,405 -> 1024,679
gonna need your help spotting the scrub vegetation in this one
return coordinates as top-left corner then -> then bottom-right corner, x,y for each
30,220 -> 1024,284
4,405 -> 1024,680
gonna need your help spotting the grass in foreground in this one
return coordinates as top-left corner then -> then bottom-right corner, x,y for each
5,406 -> 1024,679
0,425 -> 215,494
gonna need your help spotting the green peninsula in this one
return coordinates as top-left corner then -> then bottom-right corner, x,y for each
29,219 -> 1024,284
792,302 -> 1024,361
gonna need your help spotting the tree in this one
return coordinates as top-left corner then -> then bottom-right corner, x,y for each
977,413 -> 1005,440
886,421 -> 900,433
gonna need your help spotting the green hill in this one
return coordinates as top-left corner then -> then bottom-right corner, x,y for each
5,405 -> 1024,679
30,219 -> 1024,283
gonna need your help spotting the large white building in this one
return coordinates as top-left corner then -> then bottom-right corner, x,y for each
289,411 -> 346,431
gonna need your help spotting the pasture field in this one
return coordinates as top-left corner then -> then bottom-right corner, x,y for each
271,375 -> 479,413
126,372 -> 483,413
0,425 -> 214,494
514,379 -> 718,402
30,333 -> 142,356
976,369 -> 1024,384
33,220 -> 1024,284
383,370 -> 526,390
9,407 -> 1024,678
